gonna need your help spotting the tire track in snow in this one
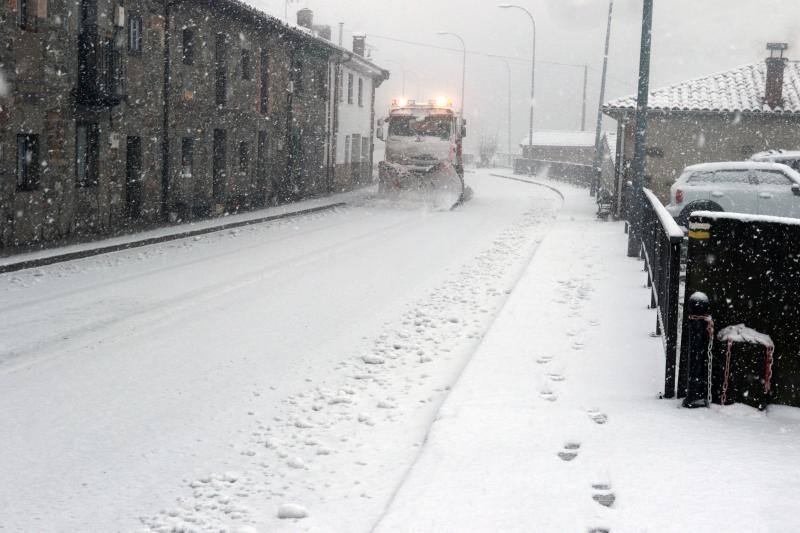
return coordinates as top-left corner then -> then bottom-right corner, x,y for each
0,210 -> 429,374
138,191 -> 563,533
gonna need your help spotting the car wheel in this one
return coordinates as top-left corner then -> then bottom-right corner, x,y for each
677,201 -> 723,226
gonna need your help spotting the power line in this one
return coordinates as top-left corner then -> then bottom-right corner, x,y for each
368,33 -> 586,69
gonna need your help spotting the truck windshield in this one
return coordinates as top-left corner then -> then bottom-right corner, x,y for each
389,116 -> 452,139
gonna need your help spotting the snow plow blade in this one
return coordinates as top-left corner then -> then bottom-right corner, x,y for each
378,161 -> 467,210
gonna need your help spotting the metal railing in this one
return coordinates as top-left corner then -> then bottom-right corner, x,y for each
639,188 -> 685,398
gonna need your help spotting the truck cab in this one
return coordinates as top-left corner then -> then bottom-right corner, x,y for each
377,98 -> 466,193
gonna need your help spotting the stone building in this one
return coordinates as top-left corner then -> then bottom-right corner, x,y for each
0,0 -> 388,250
603,44 -> 800,203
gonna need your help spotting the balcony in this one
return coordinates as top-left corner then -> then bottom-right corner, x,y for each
75,31 -> 123,107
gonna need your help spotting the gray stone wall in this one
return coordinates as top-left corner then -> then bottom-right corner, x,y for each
0,0 -> 345,251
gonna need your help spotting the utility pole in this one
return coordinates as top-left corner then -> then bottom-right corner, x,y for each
627,0 -> 654,257
581,64 -> 588,131
591,0 -> 614,196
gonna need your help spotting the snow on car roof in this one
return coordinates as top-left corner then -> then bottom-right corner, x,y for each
750,149 -> 800,161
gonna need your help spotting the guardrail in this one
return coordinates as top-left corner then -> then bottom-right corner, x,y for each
639,188 -> 685,398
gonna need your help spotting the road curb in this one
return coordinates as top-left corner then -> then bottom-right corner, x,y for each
489,173 -> 566,201
0,202 -> 347,274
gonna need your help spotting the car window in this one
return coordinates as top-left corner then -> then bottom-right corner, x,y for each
686,171 -> 716,183
753,169 -> 793,186
687,170 -> 750,184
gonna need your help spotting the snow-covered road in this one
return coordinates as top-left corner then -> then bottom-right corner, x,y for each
0,171 -> 561,532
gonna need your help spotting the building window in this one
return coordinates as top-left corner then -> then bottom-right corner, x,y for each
344,135 -> 351,164
361,137 -> 369,162
76,123 -> 100,188
351,134 -> 361,164
347,73 -> 354,104
239,141 -> 249,172
16,134 -> 40,191
182,28 -> 194,65
181,137 -> 194,178
257,131 -> 268,178
259,49 -> 269,113
128,14 -> 142,54
358,78 -> 364,107
18,0 -> 32,30
215,33 -> 227,106
241,49 -> 251,80
338,69 -> 344,103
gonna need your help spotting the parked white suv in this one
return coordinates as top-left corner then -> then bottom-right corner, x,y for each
665,162 -> 800,225
750,149 -> 800,172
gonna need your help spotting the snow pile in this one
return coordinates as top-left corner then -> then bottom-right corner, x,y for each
277,503 -> 308,519
717,324 -> 774,348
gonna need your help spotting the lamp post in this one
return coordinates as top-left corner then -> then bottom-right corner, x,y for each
384,59 -> 407,96
627,0 -> 654,257
499,4 -> 536,176
436,31 -> 466,119
489,55 -> 513,164
591,0 -> 614,197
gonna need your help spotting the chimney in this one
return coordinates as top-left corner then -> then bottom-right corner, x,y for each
313,24 -> 332,41
297,8 -> 313,30
353,33 -> 366,57
765,42 -> 789,109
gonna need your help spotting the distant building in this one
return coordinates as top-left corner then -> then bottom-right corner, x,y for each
519,130 -> 597,166
603,43 -> 800,205
515,130 -> 615,188
0,1 -> 388,250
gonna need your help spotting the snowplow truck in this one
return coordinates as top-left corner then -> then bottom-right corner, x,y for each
377,98 -> 468,207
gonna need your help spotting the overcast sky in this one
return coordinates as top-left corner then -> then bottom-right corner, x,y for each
249,0 -> 800,151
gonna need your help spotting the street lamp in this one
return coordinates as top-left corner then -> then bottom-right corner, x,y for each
499,4 -> 536,176
627,0 -> 654,257
384,59 -> 407,96
436,31 -> 466,118
489,55 -> 513,163
591,0 -> 615,197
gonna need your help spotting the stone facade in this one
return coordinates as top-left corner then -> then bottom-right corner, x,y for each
609,111 -> 800,202
0,0 -> 387,251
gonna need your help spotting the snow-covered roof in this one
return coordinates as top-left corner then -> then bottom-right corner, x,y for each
520,130 -> 597,147
604,61 -> 800,115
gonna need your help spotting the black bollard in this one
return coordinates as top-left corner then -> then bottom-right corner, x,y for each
683,292 -> 712,408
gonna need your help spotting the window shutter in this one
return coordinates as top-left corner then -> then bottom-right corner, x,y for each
8,0 -> 17,12
36,0 -> 46,19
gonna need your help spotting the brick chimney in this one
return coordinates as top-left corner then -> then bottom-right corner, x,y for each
765,42 -> 789,109
353,33 -> 366,57
297,8 -> 313,30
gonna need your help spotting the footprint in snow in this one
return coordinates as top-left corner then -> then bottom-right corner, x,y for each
536,354 -> 554,364
539,390 -> 558,402
591,483 -> 616,507
587,409 -> 608,425
588,528 -> 610,533
557,442 -> 581,462
546,372 -> 566,382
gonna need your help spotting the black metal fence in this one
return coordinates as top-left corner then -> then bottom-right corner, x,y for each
638,188 -> 685,398
680,211 -> 800,408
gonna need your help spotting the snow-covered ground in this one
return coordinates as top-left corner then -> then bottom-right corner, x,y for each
376,177 -> 800,533
0,170 -> 561,532
5,171 -> 799,533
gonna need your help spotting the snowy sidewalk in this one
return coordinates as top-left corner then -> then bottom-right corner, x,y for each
0,188 -> 371,272
376,177 -> 800,533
